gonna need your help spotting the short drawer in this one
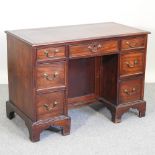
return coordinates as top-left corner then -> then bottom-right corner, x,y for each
37,46 -> 65,61
36,91 -> 64,120
120,52 -> 144,76
36,62 -> 66,90
69,40 -> 118,58
120,78 -> 143,104
121,36 -> 146,50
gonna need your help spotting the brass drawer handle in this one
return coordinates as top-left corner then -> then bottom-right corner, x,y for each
124,88 -> 136,96
44,49 -> 59,58
126,41 -> 137,48
125,60 -> 138,68
43,101 -> 58,112
43,72 -> 59,81
88,42 -> 102,52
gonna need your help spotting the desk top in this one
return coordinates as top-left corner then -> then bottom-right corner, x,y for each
6,22 -> 150,46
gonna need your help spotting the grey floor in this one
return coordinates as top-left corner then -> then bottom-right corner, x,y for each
0,84 -> 155,155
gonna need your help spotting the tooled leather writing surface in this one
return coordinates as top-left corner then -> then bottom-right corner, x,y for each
6,22 -> 149,45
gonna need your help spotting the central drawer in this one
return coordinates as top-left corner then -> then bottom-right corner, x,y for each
36,62 -> 66,90
69,40 -> 118,58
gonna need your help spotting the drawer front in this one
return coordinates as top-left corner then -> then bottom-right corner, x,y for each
37,46 -> 65,61
36,91 -> 64,120
120,52 -> 144,76
121,36 -> 146,50
70,40 -> 118,58
36,62 -> 66,90
120,78 -> 142,104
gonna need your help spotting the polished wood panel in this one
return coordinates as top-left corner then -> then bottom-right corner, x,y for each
120,51 -> 144,77
69,40 -> 118,58
36,62 -> 66,90
36,91 -> 64,120
37,46 -> 65,61
120,78 -> 143,104
121,36 -> 146,50
100,54 -> 118,105
68,94 -> 96,108
7,35 -> 36,121
68,58 -> 95,98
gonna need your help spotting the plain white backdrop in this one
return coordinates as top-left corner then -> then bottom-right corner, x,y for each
0,0 -> 154,84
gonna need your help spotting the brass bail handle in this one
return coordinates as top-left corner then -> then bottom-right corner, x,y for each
43,101 -> 58,112
124,87 -> 136,96
88,42 -> 102,52
44,49 -> 59,58
43,71 -> 59,81
126,41 -> 137,48
125,59 -> 138,68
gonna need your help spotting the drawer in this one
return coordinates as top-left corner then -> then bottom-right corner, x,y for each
120,78 -> 143,104
120,52 -> 144,76
36,62 -> 66,90
36,91 -> 64,120
70,40 -> 118,58
121,36 -> 146,50
37,46 -> 65,61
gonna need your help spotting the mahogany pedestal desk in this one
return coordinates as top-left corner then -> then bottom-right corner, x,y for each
6,22 -> 150,142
